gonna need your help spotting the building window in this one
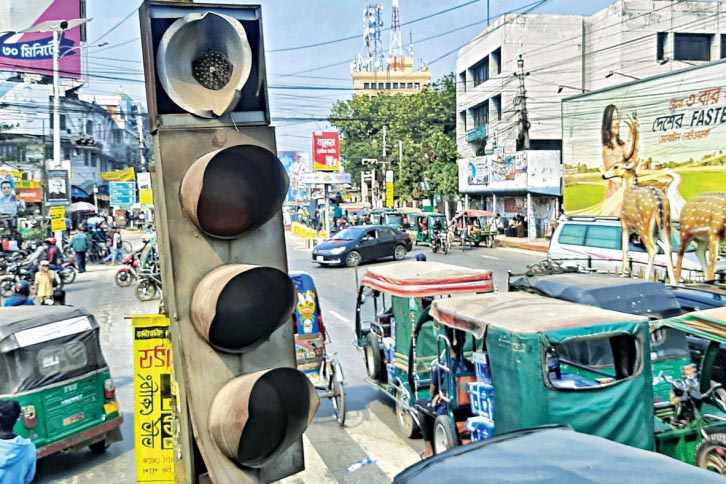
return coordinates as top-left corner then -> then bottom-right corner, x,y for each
385,82 -> 391,89
656,32 -> 667,61
471,101 -> 489,127
84,152 -> 90,167
393,82 -> 399,89
674,33 -> 713,61
414,83 -> 420,89
721,35 -> 726,59
86,120 -> 93,135
378,82 -> 384,89
459,111 -> 467,133
60,115 -> 66,131
63,147 -> 71,160
364,82 -> 370,89
459,71 -> 466,92
491,95 -> 502,122
91,153 -> 97,168
407,82 -> 413,89
491,48 -> 501,75
471,57 -> 489,86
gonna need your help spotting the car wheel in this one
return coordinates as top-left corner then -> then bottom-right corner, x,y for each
345,251 -> 362,267
393,245 -> 407,260
433,415 -> 459,455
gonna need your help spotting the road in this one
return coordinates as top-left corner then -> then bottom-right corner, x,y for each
30,232 -> 545,483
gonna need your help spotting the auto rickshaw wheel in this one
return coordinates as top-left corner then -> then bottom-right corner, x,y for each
89,439 -> 110,454
695,433 -> 726,474
365,333 -> 383,380
395,391 -> 420,438
474,240 -> 481,247
433,415 -> 459,455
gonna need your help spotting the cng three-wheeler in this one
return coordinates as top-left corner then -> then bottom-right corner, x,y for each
354,261 -> 494,436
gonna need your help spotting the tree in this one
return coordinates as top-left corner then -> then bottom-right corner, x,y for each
329,74 -> 459,202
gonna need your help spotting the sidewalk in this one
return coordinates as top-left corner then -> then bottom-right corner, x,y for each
495,235 -> 550,253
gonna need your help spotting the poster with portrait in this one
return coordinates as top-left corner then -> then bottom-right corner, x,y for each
0,175 -> 19,219
278,151 -> 311,201
562,61 -> 726,217
46,169 -> 70,206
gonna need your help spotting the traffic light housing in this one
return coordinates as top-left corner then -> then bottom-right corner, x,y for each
139,2 -> 319,482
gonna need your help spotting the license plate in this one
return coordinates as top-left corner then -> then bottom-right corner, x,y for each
63,412 -> 85,426
316,256 -> 323,261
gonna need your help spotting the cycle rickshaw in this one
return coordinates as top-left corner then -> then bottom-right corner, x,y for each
290,271 -> 347,426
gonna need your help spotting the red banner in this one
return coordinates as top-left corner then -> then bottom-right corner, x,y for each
312,131 -> 340,172
16,187 -> 41,202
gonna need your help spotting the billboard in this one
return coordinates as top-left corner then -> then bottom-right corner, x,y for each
0,174 -> 25,218
46,169 -> 70,206
312,131 -> 340,172
0,1 -> 84,79
562,60 -> 726,217
458,151 -> 561,195
278,150 -> 310,201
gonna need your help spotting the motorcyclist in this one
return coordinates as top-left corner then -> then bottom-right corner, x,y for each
2,281 -> 35,306
45,238 -> 62,271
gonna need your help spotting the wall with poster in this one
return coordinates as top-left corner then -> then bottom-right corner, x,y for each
562,59 -> 726,217
458,151 -> 561,194
0,0 -> 84,79
278,151 -> 310,201
312,131 -> 340,172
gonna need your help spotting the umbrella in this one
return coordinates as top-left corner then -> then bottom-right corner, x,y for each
66,202 -> 98,212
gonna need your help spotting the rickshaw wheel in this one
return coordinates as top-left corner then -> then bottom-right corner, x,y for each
331,366 -> 346,427
396,392 -> 420,438
433,415 -> 459,455
365,333 -> 383,380
695,433 -> 726,474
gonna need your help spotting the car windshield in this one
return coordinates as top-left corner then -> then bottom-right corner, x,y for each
332,227 -> 367,240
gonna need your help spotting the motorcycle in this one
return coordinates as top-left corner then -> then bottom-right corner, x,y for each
0,261 -> 64,297
431,231 -> 450,255
135,271 -> 163,302
115,251 -> 141,287
58,259 -> 78,284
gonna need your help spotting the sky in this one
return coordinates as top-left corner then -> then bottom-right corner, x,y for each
81,0 -> 622,152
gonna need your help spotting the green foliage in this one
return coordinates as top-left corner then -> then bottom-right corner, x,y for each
329,75 -> 459,201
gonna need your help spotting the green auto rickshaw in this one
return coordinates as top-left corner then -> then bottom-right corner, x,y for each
451,210 -> 497,248
418,293 -> 726,474
412,213 -> 448,247
0,306 -> 124,458
368,208 -> 404,230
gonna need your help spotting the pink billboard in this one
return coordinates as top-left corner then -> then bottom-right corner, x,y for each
0,0 -> 83,79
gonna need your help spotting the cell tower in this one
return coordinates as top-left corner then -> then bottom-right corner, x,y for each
351,3 -> 385,73
389,0 -> 403,58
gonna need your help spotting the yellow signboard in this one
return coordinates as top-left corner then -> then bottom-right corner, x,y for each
15,180 -> 40,189
50,206 -> 66,231
386,181 -> 394,208
132,315 -> 175,483
101,167 -> 136,182
139,188 -> 154,205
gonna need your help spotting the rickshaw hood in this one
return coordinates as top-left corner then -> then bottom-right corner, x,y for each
0,306 -> 97,351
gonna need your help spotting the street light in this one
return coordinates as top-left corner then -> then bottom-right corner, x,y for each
557,85 -> 590,94
605,70 -> 640,81
659,58 -> 697,66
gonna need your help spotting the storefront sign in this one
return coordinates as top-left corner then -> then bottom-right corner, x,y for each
312,131 -> 340,172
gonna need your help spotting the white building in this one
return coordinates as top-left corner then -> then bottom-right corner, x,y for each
456,0 -> 726,227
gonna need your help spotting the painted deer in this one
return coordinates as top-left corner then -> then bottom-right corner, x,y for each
602,161 -> 676,284
676,193 -> 726,282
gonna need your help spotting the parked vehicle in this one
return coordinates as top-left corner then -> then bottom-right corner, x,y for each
135,270 -> 163,301
0,306 -> 124,457
394,426 -> 724,484
290,272 -> 346,426
421,293 -> 726,473
312,225 -> 412,267
354,261 -> 494,437
115,251 -> 141,287
450,210 -> 496,248
368,208 -> 404,230
668,282 -> 726,312
549,216 -> 726,282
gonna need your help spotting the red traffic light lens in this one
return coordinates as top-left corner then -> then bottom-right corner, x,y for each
209,368 -> 319,468
192,265 -> 296,352
181,144 -> 288,239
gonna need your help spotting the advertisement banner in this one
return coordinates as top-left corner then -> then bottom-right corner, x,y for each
50,205 -> 65,231
132,314 -> 175,483
101,167 -> 136,182
278,151 -> 310,201
0,173 -> 24,218
16,187 -> 41,203
312,131 -> 340,172
301,172 -> 351,184
562,60 -> 726,216
139,188 -> 153,206
46,169 -> 70,206
458,151 -> 561,195
0,1 -> 83,79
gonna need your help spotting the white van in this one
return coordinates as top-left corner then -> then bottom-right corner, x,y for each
548,217 -> 725,282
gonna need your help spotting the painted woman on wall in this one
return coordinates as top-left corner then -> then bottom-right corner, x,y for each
601,104 -> 639,214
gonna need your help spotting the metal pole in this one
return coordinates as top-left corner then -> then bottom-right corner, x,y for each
52,30 -> 60,170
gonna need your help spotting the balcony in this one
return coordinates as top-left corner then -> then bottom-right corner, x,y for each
466,124 -> 487,143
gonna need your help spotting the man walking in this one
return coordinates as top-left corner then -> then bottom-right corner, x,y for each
0,400 -> 36,484
69,228 -> 89,273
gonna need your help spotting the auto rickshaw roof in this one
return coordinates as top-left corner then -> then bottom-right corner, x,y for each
455,209 -> 493,218
658,306 -> 726,344
430,292 -> 647,338
509,272 -> 682,317
360,261 -> 493,298
0,306 -> 97,342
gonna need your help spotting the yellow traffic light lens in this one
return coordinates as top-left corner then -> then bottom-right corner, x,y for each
192,265 -> 296,352
181,145 -> 289,238
209,368 -> 320,468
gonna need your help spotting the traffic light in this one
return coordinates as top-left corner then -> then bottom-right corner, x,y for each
139,2 -> 319,482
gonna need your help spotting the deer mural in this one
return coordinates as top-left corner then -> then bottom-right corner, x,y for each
602,161 -> 676,284
676,193 -> 726,282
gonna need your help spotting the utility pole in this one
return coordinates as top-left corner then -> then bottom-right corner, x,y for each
513,54 -> 530,150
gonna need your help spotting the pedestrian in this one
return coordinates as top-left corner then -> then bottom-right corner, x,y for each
69,228 -> 89,273
32,261 -> 56,304
104,228 -> 123,265
0,400 -> 36,484
2,281 -> 34,307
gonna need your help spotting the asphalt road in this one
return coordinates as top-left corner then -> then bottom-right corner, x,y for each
28,232 -> 546,483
